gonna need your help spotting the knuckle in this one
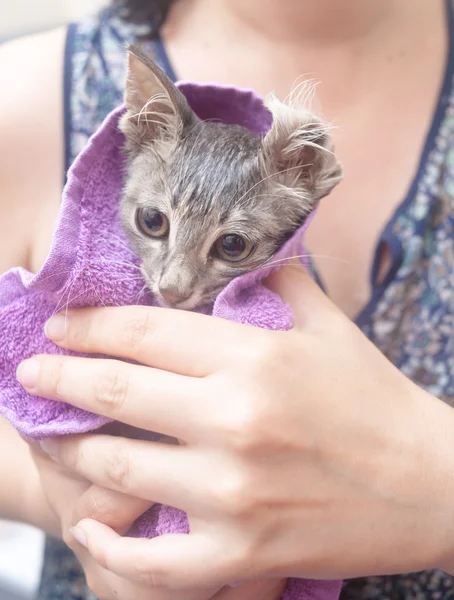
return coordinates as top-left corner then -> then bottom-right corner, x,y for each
104,444 -> 133,491
74,488 -> 115,525
234,414 -> 263,455
93,364 -> 129,411
249,334 -> 281,368
213,470 -> 256,518
220,341 -> 293,456
221,392 -> 270,456
122,309 -> 154,352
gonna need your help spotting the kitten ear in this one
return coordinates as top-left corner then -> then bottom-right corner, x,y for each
261,94 -> 343,204
120,45 -> 199,154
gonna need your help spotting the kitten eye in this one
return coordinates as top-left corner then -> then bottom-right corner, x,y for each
214,234 -> 252,262
136,208 -> 169,238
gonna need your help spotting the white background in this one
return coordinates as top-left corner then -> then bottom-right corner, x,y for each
1,0 -> 105,40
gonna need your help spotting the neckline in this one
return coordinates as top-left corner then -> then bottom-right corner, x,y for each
353,0 -> 454,328
152,2 -> 454,326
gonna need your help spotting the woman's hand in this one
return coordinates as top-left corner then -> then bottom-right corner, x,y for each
31,443 -> 284,600
17,265 -> 454,589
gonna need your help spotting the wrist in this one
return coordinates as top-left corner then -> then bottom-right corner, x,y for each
20,463 -> 60,536
406,387 -> 454,574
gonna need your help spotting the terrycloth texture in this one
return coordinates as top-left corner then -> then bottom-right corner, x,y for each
0,82 -> 341,600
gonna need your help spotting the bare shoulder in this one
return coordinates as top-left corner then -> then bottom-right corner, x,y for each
0,27 -> 66,273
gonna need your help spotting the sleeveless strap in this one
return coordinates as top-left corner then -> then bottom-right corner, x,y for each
63,5 -> 175,176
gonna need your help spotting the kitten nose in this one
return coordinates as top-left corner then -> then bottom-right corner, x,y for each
159,285 -> 191,306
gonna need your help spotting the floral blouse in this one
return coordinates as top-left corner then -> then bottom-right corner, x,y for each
38,1 -> 454,598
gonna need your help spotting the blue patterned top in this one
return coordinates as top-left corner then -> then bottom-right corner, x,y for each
39,1 -> 454,599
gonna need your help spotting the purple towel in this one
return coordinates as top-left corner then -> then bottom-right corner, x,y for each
0,82 -> 341,600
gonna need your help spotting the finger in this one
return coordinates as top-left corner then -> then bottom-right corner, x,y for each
72,519 -> 240,589
265,263 -> 339,328
44,306 -> 262,376
40,435 -> 214,515
75,551 -> 163,600
73,530 -> 217,600
17,355 -> 206,439
78,550 -> 221,600
76,484 -> 152,534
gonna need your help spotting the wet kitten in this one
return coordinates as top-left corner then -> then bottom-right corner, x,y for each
119,46 -> 342,310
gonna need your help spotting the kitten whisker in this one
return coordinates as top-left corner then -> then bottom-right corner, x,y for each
285,77 -> 320,111
135,283 -> 150,304
86,269 -> 107,309
45,258 -> 145,320
29,255 -> 141,289
248,252 -> 347,274
31,267 -> 73,286
118,46 -> 342,315
51,269 -> 82,320
216,294 -> 232,312
62,287 -> 96,321
89,258 -> 143,273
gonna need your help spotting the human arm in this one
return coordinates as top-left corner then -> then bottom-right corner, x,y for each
0,421 -> 277,600
19,264 -> 454,589
0,28 -> 65,274
0,30 -> 285,600
0,416 -> 57,534
32,444 -> 275,600
0,27 -> 66,531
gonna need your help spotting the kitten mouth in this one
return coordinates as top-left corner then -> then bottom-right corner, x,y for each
156,293 -> 200,311
172,296 -> 202,311
158,292 -> 217,312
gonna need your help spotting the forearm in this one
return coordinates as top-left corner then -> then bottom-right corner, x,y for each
414,389 -> 454,575
0,416 -> 57,534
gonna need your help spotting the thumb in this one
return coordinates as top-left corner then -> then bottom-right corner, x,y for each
265,263 -> 339,327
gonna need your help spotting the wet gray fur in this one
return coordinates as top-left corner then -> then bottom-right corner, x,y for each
119,45 -> 343,309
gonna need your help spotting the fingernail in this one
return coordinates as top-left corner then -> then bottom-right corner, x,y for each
69,526 -> 88,548
16,359 -> 40,389
45,314 -> 67,342
39,439 -> 60,458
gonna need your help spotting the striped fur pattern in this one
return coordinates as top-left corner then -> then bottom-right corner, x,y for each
119,46 -> 342,309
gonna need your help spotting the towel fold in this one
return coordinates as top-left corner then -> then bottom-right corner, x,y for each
0,82 -> 341,600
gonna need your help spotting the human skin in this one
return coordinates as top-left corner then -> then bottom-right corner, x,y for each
17,265 -> 454,590
0,0 -> 451,597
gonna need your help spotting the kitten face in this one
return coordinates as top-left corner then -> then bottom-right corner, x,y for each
119,46 -> 343,309
122,122 -> 312,309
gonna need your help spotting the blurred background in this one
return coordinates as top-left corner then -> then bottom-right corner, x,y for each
1,0 -> 105,41
1,2 -> 104,598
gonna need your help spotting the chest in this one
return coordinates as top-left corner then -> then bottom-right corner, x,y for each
305,108 -> 432,319
160,6 -> 446,318
70,6 -> 447,320
301,47 -> 448,317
